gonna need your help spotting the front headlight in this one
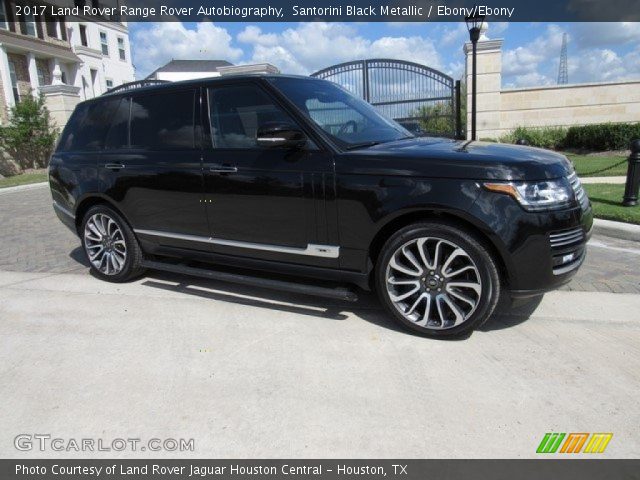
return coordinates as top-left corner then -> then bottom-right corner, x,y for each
484,179 -> 573,211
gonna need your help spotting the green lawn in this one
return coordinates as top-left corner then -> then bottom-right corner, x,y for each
0,172 -> 48,189
584,184 -> 640,225
565,153 -> 628,177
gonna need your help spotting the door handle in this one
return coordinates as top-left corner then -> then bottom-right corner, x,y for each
104,163 -> 125,170
209,165 -> 238,174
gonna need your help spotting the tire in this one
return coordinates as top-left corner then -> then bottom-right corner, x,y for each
375,221 -> 500,338
80,205 -> 145,283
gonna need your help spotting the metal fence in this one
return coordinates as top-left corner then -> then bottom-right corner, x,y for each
311,59 -> 462,138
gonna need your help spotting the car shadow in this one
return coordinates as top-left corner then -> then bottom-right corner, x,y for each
139,269 -> 543,338
67,247 -> 543,337
479,294 -> 544,332
69,246 -> 91,268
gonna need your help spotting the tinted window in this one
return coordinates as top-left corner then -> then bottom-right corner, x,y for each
208,85 -> 296,149
269,77 -> 412,148
104,97 -> 130,150
130,90 -> 195,149
58,99 -> 119,152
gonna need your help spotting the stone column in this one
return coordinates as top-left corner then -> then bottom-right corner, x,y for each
27,53 -> 39,96
463,30 -> 503,140
0,46 -> 15,114
40,84 -> 81,130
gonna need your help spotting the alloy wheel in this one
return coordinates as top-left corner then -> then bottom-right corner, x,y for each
385,237 -> 482,330
83,213 -> 127,275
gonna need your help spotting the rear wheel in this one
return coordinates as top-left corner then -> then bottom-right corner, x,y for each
81,205 -> 145,282
375,221 -> 500,337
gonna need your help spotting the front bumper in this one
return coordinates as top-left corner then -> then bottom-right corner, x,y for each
470,191 -> 593,297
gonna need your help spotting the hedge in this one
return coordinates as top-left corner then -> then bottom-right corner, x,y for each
499,123 -> 640,151
563,123 -> 640,151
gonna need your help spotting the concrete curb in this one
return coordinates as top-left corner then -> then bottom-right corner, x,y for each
0,181 -> 47,195
580,176 -> 626,184
593,218 -> 640,242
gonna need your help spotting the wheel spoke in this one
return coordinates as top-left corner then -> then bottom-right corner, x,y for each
390,255 -> 421,277
87,222 -> 102,239
432,240 -> 443,270
107,218 -> 118,236
89,246 -> 104,261
442,294 -> 465,326
446,287 -> 476,308
435,295 -> 447,325
401,246 -> 424,275
447,281 -> 481,295
443,265 -> 475,278
390,285 -> 420,302
388,277 -> 420,287
441,248 -> 466,275
415,295 -> 432,327
109,253 -> 119,271
406,292 -> 428,316
416,238 -> 433,270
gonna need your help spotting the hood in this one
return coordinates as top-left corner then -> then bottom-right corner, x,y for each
336,137 -> 573,181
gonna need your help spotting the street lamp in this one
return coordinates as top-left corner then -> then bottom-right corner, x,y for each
465,11 -> 485,141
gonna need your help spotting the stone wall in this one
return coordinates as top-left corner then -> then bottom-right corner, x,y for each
464,35 -> 640,140
498,81 -> 640,137
6,53 -> 31,99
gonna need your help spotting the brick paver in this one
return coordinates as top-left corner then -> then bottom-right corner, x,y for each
1,185 -> 639,293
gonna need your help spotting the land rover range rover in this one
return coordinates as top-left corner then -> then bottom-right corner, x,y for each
49,75 -> 592,337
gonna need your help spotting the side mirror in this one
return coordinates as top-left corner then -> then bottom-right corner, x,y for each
256,122 -> 306,149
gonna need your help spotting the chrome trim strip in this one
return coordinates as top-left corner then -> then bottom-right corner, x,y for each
134,229 -> 340,258
52,201 -> 75,219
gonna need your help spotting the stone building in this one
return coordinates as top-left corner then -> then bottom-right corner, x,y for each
0,0 -> 134,128
147,59 -> 280,82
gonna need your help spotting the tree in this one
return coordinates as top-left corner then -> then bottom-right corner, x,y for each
0,95 -> 59,171
414,81 -> 466,138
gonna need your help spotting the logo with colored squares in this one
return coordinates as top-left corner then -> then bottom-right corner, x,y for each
537,433 -> 613,454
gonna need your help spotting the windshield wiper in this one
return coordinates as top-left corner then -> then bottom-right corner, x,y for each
344,141 -> 382,150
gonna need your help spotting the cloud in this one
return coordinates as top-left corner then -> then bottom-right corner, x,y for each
500,23 -> 640,87
237,23 -> 444,75
572,22 -> 640,48
501,24 -> 565,86
132,22 -> 243,77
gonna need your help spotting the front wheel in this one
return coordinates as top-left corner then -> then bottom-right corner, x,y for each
375,221 -> 500,338
81,205 -> 145,282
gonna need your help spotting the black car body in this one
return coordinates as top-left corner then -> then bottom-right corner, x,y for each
49,74 -> 592,337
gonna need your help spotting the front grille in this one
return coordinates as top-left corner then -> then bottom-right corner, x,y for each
549,227 -> 585,249
567,172 -> 589,210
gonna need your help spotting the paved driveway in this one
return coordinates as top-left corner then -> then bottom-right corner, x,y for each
1,184 -> 639,458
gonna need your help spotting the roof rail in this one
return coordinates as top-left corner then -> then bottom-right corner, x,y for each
103,79 -> 170,95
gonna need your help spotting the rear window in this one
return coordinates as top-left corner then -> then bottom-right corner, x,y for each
57,99 -> 119,152
130,90 -> 195,149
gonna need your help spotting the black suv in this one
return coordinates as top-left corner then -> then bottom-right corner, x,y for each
49,74 -> 592,337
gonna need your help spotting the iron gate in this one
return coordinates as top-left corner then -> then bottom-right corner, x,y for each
311,59 -> 462,138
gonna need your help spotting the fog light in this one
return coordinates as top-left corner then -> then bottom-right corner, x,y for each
561,253 -> 575,264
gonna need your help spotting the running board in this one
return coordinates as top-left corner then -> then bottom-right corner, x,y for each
141,259 -> 359,302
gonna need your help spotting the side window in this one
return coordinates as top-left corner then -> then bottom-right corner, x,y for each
208,84 -> 297,149
58,99 -> 119,151
130,90 -> 195,149
104,97 -> 130,150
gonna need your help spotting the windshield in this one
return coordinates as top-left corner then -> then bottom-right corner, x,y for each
269,77 -> 413,148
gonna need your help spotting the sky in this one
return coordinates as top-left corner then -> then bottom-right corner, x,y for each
129,22 -> 640,88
